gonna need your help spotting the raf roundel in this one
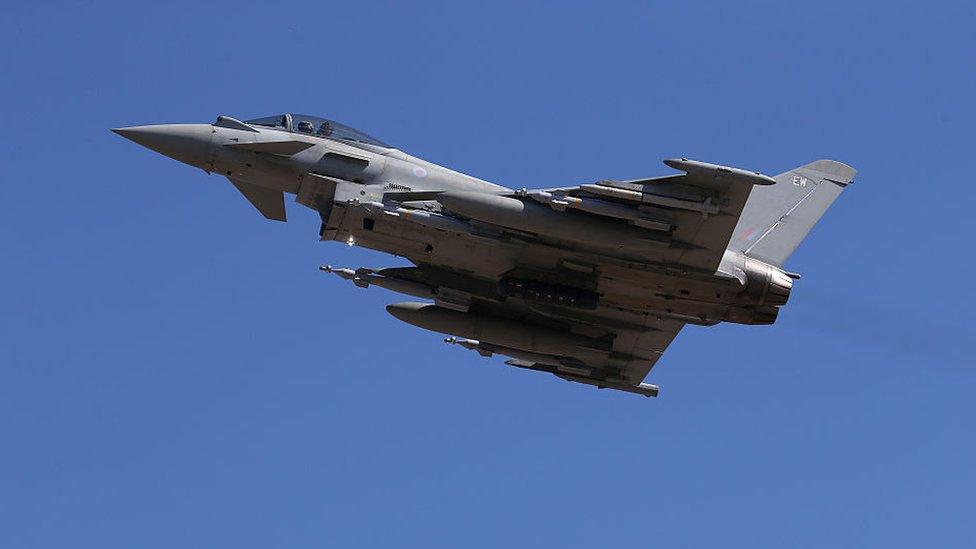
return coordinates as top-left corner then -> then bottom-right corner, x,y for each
412,166 -> 428,178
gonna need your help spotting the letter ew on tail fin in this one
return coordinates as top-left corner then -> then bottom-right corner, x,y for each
728,160 -> 856,267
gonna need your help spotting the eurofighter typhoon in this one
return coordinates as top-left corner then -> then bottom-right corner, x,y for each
113,114 -> 856,397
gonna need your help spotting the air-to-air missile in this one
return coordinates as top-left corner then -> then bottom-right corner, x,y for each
114,112 -> 856,397
435,191 -> 677,257
320,265 -> 436,299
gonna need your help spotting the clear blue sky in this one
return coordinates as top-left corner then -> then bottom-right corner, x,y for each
2,1 -> 973,547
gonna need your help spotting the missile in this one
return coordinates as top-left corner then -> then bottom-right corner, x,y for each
321,265 -> 436,298
444,336 -> 482,352
572,157 -> 776,217
388,207 -> 471,234
526,191 -> 672,232
435,191 -> 672,254
445,336 -> 566,366
358,200 -> 472,234
578,183 -> 643,202
320,265 -> 357,280
387,302 -> 611,360
580,182 -> 721,215
362,200 -> 509,243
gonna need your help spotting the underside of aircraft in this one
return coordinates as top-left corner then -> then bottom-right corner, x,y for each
114,113 -> 856,397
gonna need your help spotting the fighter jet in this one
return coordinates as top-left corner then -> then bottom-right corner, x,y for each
113,113 -> 856,397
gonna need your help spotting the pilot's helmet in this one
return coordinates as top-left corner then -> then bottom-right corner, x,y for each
296,120 -> 314,134
317,122 -> 333,137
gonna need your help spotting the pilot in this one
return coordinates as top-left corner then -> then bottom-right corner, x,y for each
296,120 -> 314,134
316,121 -> 333,137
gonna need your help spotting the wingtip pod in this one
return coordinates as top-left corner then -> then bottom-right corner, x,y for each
664,157 -> 777,186
804,159 -> 857,185
555,373 -> 660,397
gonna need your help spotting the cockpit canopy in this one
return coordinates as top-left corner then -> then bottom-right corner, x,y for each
244,113 -> 390,148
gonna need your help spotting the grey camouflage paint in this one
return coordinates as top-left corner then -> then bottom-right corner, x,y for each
113,114 -> 856,397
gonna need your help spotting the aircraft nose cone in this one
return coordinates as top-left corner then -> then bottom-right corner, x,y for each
112,124 -> 213,168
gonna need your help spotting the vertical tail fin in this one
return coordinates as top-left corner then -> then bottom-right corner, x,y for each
729,160 -> 856,267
